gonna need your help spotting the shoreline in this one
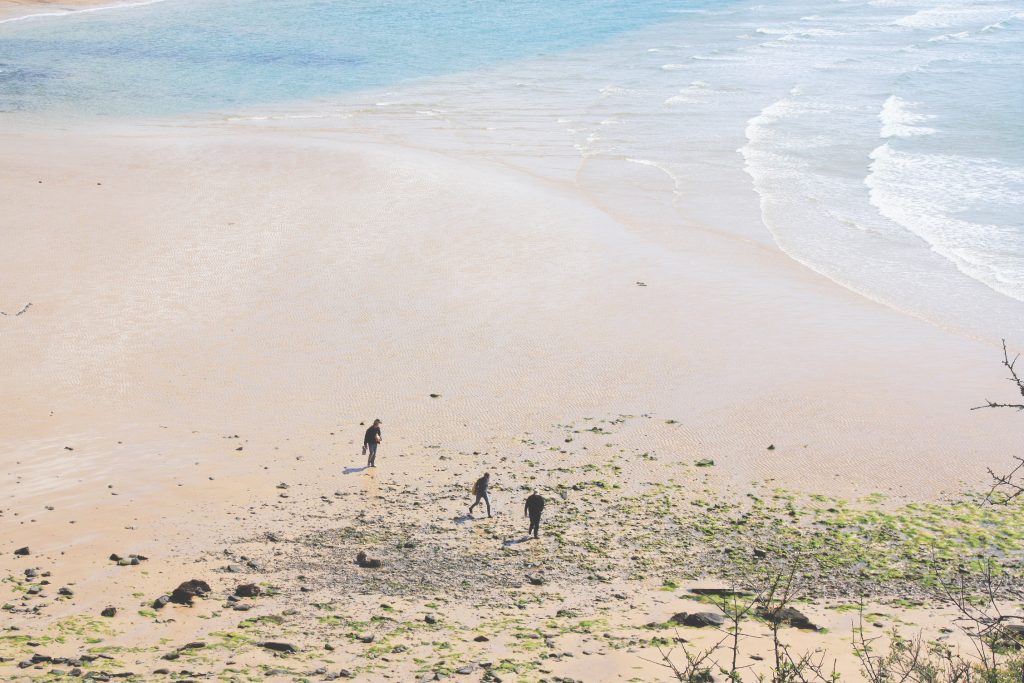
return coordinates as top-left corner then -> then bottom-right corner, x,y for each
0,0 -> 164,23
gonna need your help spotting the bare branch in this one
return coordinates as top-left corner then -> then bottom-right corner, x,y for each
972,340 -> 1024,412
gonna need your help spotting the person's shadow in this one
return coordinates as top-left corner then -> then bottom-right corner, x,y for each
343,466 -> 369,474
454,514 -> 476,525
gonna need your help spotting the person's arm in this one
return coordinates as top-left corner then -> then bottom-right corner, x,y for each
524,500 -> 529,517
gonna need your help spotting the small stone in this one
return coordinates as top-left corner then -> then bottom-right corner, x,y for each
473,635 -> 489,642
14,547 -> 29,556
424,614 -> 438,624
100,607 -> 117,618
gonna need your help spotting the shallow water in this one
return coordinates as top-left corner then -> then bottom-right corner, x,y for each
2,0 -> 1022,342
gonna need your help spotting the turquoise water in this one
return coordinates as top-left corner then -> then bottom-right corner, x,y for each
0,0 -> 691,116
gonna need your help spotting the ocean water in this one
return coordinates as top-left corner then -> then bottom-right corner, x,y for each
2,0 -> 1022,341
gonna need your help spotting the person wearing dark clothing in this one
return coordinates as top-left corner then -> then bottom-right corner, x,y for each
524,491 -> 545,539
469,472 -> 491,517
363,419 -> 382,467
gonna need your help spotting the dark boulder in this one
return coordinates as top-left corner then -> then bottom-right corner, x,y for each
669,612 -> 726,628
757,607 -> 819,631
355,551 -> 382,569
234,583 -> 261,598
259,642 -> 297,654
170,580 -> 211,606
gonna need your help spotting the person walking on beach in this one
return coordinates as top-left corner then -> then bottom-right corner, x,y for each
363,419 -> 382,468
524,490 -> 545,539
469,472 -> 491,517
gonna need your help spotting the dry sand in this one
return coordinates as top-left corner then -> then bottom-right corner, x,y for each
1,118 -> 1022,682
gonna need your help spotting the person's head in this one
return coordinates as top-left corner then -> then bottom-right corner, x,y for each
372,419 -> 381,426
483,472 -> 490,479
532,490 -> 538,496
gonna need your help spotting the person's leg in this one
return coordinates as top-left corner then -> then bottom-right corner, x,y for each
484,493 -> 491,517
469,495 -> 479,514
528,519 -> 536,536
530,514 -> 541,538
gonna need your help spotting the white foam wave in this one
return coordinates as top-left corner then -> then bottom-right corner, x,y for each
867,144 -> 1024,301
894,6 -> 1013,29
982,11 -> 1024,31
879,95 -> 936,138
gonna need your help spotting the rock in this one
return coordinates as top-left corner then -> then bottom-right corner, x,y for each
526,574 -> 545,586
58,587 -> 74,596
473,635 -> 490,642
338,669 -> 353,678
170,579 -> 211,606
14,547 -> 29,556
24,568 -> 38,578
424,614 -> 438,624
153,595 -> 171,609
258,642 -> 298,654
234,583 -> 261,598
669,612 -> 726,628
265,532 -> 282,542
757,607 -> 819,631
690,588 -> 753,597
694,459 -> 715,467
358,634 -> 375,644
178,642 -> 206,650
391,645 -> 407,653
456,664 -> 477,674
355,551 -> 382,569
100,607 -> 117,618
429,393 -> 441,398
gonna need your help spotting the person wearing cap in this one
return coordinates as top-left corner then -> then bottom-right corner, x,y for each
363,419 -> 382,467
524,490 -> 545,539
469,472 -> 491,517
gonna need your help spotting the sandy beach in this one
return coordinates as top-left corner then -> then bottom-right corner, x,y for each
2,117 -> 1022,680
2,0 -> 1024,675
